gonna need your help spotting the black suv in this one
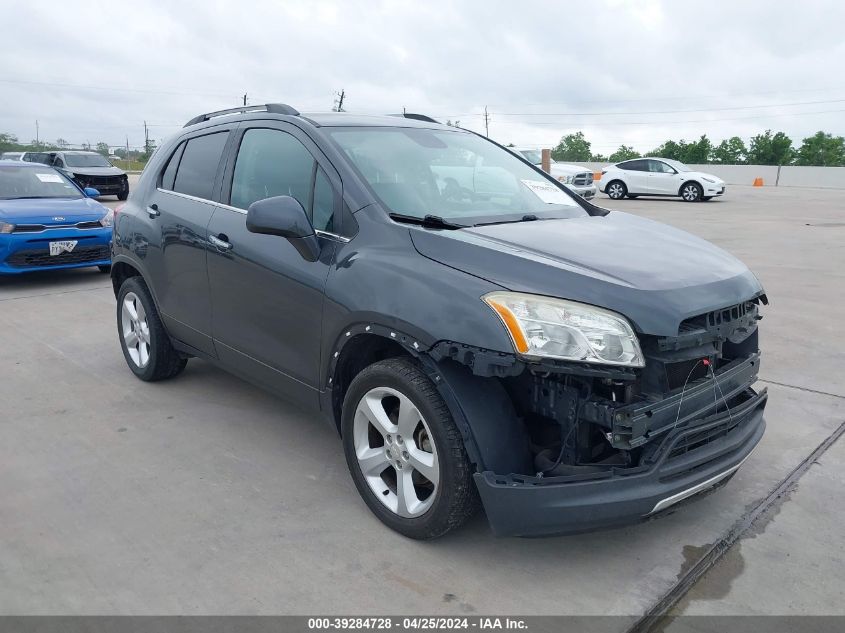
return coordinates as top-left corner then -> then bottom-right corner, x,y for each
111,104 -> 768,538
25,150 -> 129,200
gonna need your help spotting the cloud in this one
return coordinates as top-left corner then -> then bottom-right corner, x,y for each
0,0 -> 842,154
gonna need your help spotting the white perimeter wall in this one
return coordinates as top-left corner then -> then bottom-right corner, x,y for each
567,162 -> 845,189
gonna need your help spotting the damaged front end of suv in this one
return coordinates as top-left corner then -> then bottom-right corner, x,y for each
427,291 -> 767,536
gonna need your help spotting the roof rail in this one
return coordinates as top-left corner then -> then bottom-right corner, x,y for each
184,103 -> 300,127
389,113 -> 441,124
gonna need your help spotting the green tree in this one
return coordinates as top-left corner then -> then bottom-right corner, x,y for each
678,135 -> 712,164
141,139 -> 157,162
590,153 -> 608,162
795,131 -> 845,166
649,140 -> 683,161
747,130 -> 794,165
0,132 -> 19,151
95,142 -> 110,157
551,131 -> 591,162
711,137 -> 747,164
608,145 -> 640,162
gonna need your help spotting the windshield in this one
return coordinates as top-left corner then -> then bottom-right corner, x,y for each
328,128 -> 583,225
0,165 -> 83,199
661,158 -> 692,172
64,153 -> 112,168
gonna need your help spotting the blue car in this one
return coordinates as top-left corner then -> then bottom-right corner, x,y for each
0,161 -> 113,275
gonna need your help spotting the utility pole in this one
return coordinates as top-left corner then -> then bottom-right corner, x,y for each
243,93 -> 248,106
333,89 -> 346,112
483,106 -> 490,138
35,120 -> 39,145
143,120 -> 150,156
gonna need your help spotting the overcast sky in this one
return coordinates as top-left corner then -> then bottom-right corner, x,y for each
1,0 -> 843,154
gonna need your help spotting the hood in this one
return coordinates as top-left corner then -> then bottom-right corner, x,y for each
409,211 -> 763,336
688,170 -> 724,183
551,163 -> 590,175
62,165 -> 125,177
0,197 -> 108,225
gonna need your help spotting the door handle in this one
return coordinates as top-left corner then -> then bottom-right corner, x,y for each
208,234 -> 232,251
147,203 -> 160,218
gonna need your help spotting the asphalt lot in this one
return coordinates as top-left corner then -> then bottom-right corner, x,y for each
1,182 -> 843,622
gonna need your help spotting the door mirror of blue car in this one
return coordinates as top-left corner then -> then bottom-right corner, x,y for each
246,195 -> 321,262
84,187 -> 100,198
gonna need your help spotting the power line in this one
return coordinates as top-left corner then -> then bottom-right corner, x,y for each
479,98 -> 845,117
523,107 -> 845,127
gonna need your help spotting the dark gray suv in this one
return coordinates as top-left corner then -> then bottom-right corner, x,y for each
111,103 -> 768,538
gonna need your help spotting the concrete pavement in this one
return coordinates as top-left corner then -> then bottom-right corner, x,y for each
0,185 -> 842,622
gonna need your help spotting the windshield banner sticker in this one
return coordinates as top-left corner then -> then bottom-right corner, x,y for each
36,173 -> 64,183
520,179 -> 571,204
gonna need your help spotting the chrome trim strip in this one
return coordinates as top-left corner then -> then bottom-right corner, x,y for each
315,229 -> 351,243
648,449 -> 755,515
156,188 -> 217,206
13,222 -> 105,234
157,190 -> 351,242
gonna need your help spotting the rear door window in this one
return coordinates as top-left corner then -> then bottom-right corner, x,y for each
172,132 -> 229,200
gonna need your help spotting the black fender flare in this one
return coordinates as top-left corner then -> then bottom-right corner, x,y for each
323,320 -> 532,475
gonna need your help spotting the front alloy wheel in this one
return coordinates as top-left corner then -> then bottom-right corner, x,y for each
681,182 -> 702,202
353,387 -> 440,518
342,358 -> 478,539
607,180 -> 627,200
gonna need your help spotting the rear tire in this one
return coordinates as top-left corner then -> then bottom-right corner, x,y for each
341,357 -> 478,539
116,276 -> 187,381
681,182 -> 703,202
606,180 -> 627,200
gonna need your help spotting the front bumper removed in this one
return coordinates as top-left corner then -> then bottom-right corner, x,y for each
474,387 -> 767,537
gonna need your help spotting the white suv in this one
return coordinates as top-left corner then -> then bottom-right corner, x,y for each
599,158 -> 725,202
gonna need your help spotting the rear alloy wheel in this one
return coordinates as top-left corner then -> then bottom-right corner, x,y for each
681,182 -> 703,202
117,277 -> 187,381
342,358 -> 478,539
606,180 -> 627,200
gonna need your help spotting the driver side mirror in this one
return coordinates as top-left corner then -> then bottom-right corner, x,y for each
246,195 -> 321,262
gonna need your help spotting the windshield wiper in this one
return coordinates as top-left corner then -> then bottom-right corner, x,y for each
472,214 -> 545,227
389,213 -> 466,230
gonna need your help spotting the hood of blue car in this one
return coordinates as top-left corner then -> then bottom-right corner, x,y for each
0,197 -> 108,225
409,210 -> 764,336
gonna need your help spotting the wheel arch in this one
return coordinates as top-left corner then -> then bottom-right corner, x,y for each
678,179 -> 703,197
326,325 -> 532,476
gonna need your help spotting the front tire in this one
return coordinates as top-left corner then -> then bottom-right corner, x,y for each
117,276 -> 187,381
681,182 -> 703,202
341,357 -> 478,539
606,180 -> 627,200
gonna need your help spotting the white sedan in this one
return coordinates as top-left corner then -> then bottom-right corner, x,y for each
599,158 -> 725,202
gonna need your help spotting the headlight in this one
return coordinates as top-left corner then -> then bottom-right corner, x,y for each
558,175 -> 574,184
0,221 -> 14,234
701,177 -> 716,183
100,209 -> 114,228
483,292 -> 645,367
